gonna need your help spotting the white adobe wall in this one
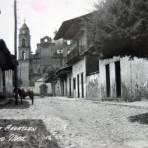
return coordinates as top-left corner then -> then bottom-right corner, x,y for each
33,82 -> 52,95
86,73 -> 101,100
99,57 -> 120,99
0,68 -> 3,93
99,56 -> 148,101
72,57 -> 86,98
5,70 -> 14,95
121,57 -> 148,100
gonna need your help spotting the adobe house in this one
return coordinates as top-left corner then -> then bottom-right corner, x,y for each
55,12 -> 148,101
0,39 -> 15,99
54,13 -> 100,99
95,55 -> 148,101
55,66 -> 72,97
87,41 -> 148,101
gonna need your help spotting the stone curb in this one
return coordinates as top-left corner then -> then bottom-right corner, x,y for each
43,96 -> 148,110
99,101 -> 148,109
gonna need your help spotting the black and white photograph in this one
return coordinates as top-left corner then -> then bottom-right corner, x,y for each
0,0 -> 148,147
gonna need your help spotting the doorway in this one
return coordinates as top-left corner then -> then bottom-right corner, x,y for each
77,74 -> 80,98
61,79 -> 64,96
69,78 -> 71,97
106,64 -> 111,97
65,78 -> 67,96
81,73 -> 84,98
115,61 -> 121,97
73,78 -> 76,97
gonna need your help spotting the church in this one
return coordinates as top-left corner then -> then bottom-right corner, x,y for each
18,22 -> 65,87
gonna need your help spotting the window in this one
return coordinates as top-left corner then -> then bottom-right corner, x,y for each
67,40 -> 71,45
86,55 -> 99,76
57,49 -> 63,54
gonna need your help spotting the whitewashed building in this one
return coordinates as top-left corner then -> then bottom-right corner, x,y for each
97,56 -> 148,101
54,13 -> 99,99
54,13 -> 148,102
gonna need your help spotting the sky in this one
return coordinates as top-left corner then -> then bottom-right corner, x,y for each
0,0 -> 98,54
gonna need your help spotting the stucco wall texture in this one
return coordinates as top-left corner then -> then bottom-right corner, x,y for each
98,56 -> 148,101
86,73 -> 101,101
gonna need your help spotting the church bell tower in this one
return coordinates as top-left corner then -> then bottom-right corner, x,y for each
18,22 -> 31,87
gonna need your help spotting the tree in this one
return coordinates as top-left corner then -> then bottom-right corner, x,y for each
91,0 -> 148,58
44,67 -> 58,96
45,67 -> 57,83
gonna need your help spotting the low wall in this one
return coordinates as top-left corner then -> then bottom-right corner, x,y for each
26,82 -> 52,96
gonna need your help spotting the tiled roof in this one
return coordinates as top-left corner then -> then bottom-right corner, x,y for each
54,13 -> 93,40
0,39 -> 15,70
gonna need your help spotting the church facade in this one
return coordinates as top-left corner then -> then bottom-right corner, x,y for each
18,23 -> 65,87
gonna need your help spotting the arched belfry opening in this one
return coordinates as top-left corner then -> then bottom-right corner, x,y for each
22,39 -> 26,47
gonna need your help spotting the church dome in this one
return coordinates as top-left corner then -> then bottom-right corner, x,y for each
20,22 -> 30,35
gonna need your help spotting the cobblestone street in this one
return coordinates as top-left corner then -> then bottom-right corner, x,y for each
0,97 -> 148,148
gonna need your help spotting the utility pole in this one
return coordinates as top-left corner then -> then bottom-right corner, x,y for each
14,0 -> 18,105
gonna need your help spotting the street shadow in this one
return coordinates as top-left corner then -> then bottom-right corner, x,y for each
0,119 -> 61,148
128,113 -> 148,124
0,99 -> 30,109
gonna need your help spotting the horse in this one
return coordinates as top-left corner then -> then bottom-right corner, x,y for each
13,88 -> 34,105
